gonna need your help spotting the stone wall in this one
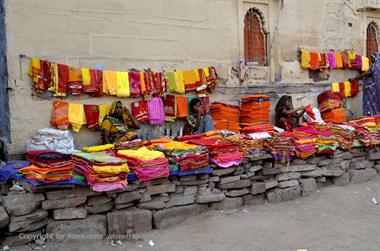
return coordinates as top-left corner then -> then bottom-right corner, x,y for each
5,0 -> 380,155
1,149 -> 380,246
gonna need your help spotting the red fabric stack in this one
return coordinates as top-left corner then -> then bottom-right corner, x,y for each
240,95 -> 271,127
318,91 -> 346,123
210,102 -> 241,132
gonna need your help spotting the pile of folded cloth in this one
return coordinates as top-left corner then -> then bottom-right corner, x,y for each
19,150 -> 74,183
240,95 -> 271,127
210,102 -> 241,132
351,125 -> 380,147
73,151 -> 129,192
188,139 -> 244,168
306,124 -> 338,154
264,132 -> 296,164
292,128 -> 317,158
116,146 -> 170,182
154,141 -> 210,173
330,124 -> 355,150
318,91 -> 346,123
224,134 -> 270,159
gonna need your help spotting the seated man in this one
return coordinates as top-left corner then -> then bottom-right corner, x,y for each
101,100 -> 141,144
187,98 -> 215,134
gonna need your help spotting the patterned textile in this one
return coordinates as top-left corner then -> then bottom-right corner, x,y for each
363,52 -> 380,116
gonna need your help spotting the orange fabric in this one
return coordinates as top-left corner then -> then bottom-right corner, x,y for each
335,52 -> 343,68
240,95 -> 271,127
68,67 -> 82,82
140,72 -> 146,93
211,103 -> 241,132
176,96 -> 188,118
50,101 -> 69,130
321,108 -> 346,123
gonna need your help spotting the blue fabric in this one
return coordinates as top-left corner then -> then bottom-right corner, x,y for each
0,161 -> 30,182
12,175 -> 87,187
171,166 -> 212,176
127,173 -> 138,181
194,115 -> 215,134
363,53 -> 380,116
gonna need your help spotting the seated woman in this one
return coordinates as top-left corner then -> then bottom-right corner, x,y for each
187,98 -> 215,134
102,100 -> 141,144
275,95 -> 305,131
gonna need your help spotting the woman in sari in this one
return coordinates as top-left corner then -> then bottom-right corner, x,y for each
275,95 -> 305,131
102,100 -> 141,144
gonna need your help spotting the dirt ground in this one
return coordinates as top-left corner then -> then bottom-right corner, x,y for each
11,176 -> 380,251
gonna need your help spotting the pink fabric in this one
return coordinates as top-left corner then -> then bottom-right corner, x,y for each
91,181 -> 127,192
293,126 -> 333,137
128,72 -> 141,97
328,52 -> 336,69
211,159 -> 243,168
130,165 -> 170,182
147,97 -> 165,125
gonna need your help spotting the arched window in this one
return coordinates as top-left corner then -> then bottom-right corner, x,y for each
244,8 -> 266,65
366,22 -> 379,58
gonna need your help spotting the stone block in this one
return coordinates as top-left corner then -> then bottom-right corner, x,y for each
115,191 -> 141,204
8,209 -> 48,233
87,195 -> 112,206
292,159 -> 307,165
265,179 -> 278,189
300,168 -> 325,178
53,207 -> 87,220
375,164 -> 380,174
333,151 -> 352,160
212,167 -> 235,176
210,197 -> 243,210
179,175 -> 196,182
263,161 -> 273,168
278,180 -> 299,188
46,187 -> 98,200
351,160 -> 370,170
325,167 -> 345,177
0,206 -> 9,228
217,179 -> 251,190
86,201 -> 114,214
332,172 -> 350,186
175,185 -> 184,194
288,165 -> 317,172
251,182 -> 266,195
262,168 -> 283,175
165,194 -> 195,208
107,209 -> 152,234
180,179 -> 208,186
317,158 -> 333,167
209,176 -> 220,182
266,189 -> 283,203
196,191 -> 225,203
42,196 -> 87,210
2,193 -> 45,216
233,166 -> 245,175
369,151 -> 380,160
351,151 -> 368,158
306,156 -> 321,165
249,165 -> 263,172
139,193 -> 152,203
340,160 -> 351,170
242,194 -> 265,206
276,172 -> 300,181
220,176 -> 240,184
46,215 -> 106,240
281,185 -> 301,201
146,184 -> 176,195
184,186 -> 198,196
299,178 -> 317,196
350,168 -> 377,184
153,204 -> 207,229
226,188 -> 249,197
138,200 -> 165,210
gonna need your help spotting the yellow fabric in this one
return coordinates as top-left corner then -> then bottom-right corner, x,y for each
116,72 -> 130,97
193,69 -> 200,83
344,81 -> 351,97
317,52 -> 321,61
82,144 -> 114,153
362,56 -> 369,72
81,68 -> 91,86
28,58 -> 41,77
174,71 -> 185,94
68,103 -> 86,133
348,51 -> 356,67
331,82 -> 340,92
203,67 -> 210,77
51,63 -> 59,94
93,164 -> 129,174
335,52 -> 343,68
101,119 -> 118,134
183,70 -> 195,85
161,141 -> 198,150
99,104 -> 111,124
118,146 -> 165,161
301,49 -> 311,69
102,71 -> 117,95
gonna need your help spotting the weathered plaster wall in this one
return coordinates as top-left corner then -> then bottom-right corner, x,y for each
4,0 -> 380,155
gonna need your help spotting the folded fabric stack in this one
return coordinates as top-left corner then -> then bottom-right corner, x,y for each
0,161 -> 30,183
352,125 -> 380,147
242,124 -> 275,134
114,140 -> 144,150
329,125 -> 355,150
188,139 -> 243,168
224,134 -> 270,159
292,128 -> 317,158
318,91 -> 346,123
240,95 -> 271,127
210,102 -> 241,132
264,133 -> 296,164
116,146 -> 170,182
20,150 -> 73,183
350,116 -> 377,127
305,125 -> 337,155
154,141 -> 209,172
73,151 -> 129,192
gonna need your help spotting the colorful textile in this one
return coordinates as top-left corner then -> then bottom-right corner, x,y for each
211,102 -> 241,132
147,97 -> 165,125
0,161 -> 30,182
83,104 -> 99,130
56,64 -> 69,97
176,96 -> 188,118
68,103 -> 86,132
102,70 -> 117,95
174,71 -> 185,94
240,95 -> 271,127
115,71 -> 130,97
301,49 -> 311,69
131,100 -> 149,122
128,72 -> 141,97
164,94 -> 176,122
82,144 -> 114,153
50,101 -> 69,130
363,53 -> 380,116
99,104 -> 111,124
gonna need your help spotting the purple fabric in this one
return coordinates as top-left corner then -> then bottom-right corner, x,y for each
147,97 -> 165,125
172,166 -> 212,176
328,52 -> 336,69
0,161 -> 30,182
363,53 -> 380,116
210,159 -> 243,168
